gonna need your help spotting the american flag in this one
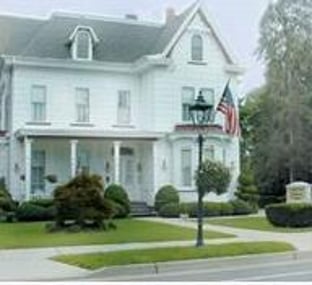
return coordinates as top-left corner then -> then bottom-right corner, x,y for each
217,81 -> 240,137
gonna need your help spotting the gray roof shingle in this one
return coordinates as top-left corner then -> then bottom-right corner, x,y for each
0,5 -> 194,63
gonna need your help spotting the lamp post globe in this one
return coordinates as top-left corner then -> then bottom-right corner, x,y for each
189,91 -> 214,247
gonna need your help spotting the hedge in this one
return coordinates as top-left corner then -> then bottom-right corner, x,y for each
231,199 -> 255,215
104,184 -> 130,218
158,203 -> 180,218
154,185 -> 179,212
159,200 -> 255,218
265,203 -> 312,227
16,202 -> 56,221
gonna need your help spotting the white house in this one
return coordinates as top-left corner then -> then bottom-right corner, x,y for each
0,1 -> 243,206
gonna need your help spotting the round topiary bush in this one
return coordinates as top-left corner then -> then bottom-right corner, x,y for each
154,185 -> 179,212
104,184 -> 130,218
158,203 -> 180,218
266,203 -> 312,227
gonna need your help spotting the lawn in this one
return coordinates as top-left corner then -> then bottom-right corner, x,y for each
206,217 -> 312,232
0,219 -> 233,249
52,241 -> 294,270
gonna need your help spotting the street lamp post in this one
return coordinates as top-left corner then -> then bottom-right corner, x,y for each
189,91 -> 214,247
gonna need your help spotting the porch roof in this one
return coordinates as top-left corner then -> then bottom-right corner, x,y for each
15,128 -> 165,141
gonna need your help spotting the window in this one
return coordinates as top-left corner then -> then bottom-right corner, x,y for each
31,150 -> 45,194
191,35 -> 203,61
182,87 -> 195,122
181,149 -> 192,187
31,85 -> 46,122
76,88 -> 89,122
117,90 -> 131,125
75,30 -> 92,60
77,148 -> 90,173
200,88 -> 214,106
204,146 -> 215,161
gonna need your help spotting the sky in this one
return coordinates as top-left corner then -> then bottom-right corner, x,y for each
0,0 -> 270,95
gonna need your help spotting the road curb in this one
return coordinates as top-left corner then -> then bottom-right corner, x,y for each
87,250 -> 312,279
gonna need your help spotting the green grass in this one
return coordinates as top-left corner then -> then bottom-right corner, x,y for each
0,219 -> 233,249
207,217 -> 312,232
52,241 -> 294,270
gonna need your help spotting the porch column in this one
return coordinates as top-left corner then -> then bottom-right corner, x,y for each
113,141 -> 121,184
24,137 -> 33,201
70,140 -> 78,178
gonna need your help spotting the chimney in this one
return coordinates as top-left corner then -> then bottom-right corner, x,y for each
125,14 -> 138,21
165,7 -> 176,23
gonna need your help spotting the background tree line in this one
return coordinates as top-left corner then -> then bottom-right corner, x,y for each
239,0 -> 312,206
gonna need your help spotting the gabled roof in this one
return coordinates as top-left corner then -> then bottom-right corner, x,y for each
0,1 -> 238,64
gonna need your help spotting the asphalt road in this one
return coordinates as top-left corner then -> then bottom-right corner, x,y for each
85,254 -> 312,282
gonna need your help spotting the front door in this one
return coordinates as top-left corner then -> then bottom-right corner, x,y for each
120,151 -> 141,201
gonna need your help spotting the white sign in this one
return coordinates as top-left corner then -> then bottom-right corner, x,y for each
286,182 -> 312,204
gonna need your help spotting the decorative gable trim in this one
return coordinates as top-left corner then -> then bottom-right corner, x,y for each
161,1 -> 239,66
69,25 -> 99,44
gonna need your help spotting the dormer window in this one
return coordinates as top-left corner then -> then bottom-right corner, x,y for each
191,35 -> 203,61
76,30 -> 92,60
69,26 -> 99,61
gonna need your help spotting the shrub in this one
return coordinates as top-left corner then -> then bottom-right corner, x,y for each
235,168 -> 259,210
266,203 -> 312,227
180,202 -> 197,217
179,202 -> 234,218
104,184 -> 130,218
16,202 -> 55,221
195,160 -> 231,196
259,195 -> 286,208
54,173 -> 114,228
218,202 -> 234,216
154,185 -> 179,212
158,203 -> 180,218
231,199 -> 254,215
109,200 -> 128,219
0,178 -> 16,213
29,199 -> 54,208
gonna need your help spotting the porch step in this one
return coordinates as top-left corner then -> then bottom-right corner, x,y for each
130,201 -> 155,217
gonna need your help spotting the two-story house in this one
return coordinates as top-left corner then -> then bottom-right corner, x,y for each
0,1 -> 243,206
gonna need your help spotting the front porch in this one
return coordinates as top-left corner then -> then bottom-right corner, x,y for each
20,135 -> 158,205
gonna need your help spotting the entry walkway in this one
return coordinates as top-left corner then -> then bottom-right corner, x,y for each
143,217 -> 312,251
0,216 -> 311,281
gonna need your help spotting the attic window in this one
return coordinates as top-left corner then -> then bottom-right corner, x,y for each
70,26 -> 99,61
191,35 -> 203,61
76,30 -> 91,60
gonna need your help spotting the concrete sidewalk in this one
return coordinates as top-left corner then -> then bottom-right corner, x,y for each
0,237 -> 249,281
143,217 -> 312,251
1,216 -> 312,281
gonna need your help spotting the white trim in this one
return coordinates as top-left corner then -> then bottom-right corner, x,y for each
113,141 -> 121,183
162,1 -> 200,57
224,64 -> 245,75
70,139 -> 78,177
161,1 -> 240,65
24,137 -> 33,201
69,25 -> 99,44
168,132 -> 231,142
15,128 -> 165,140
2,55 -> 171,74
